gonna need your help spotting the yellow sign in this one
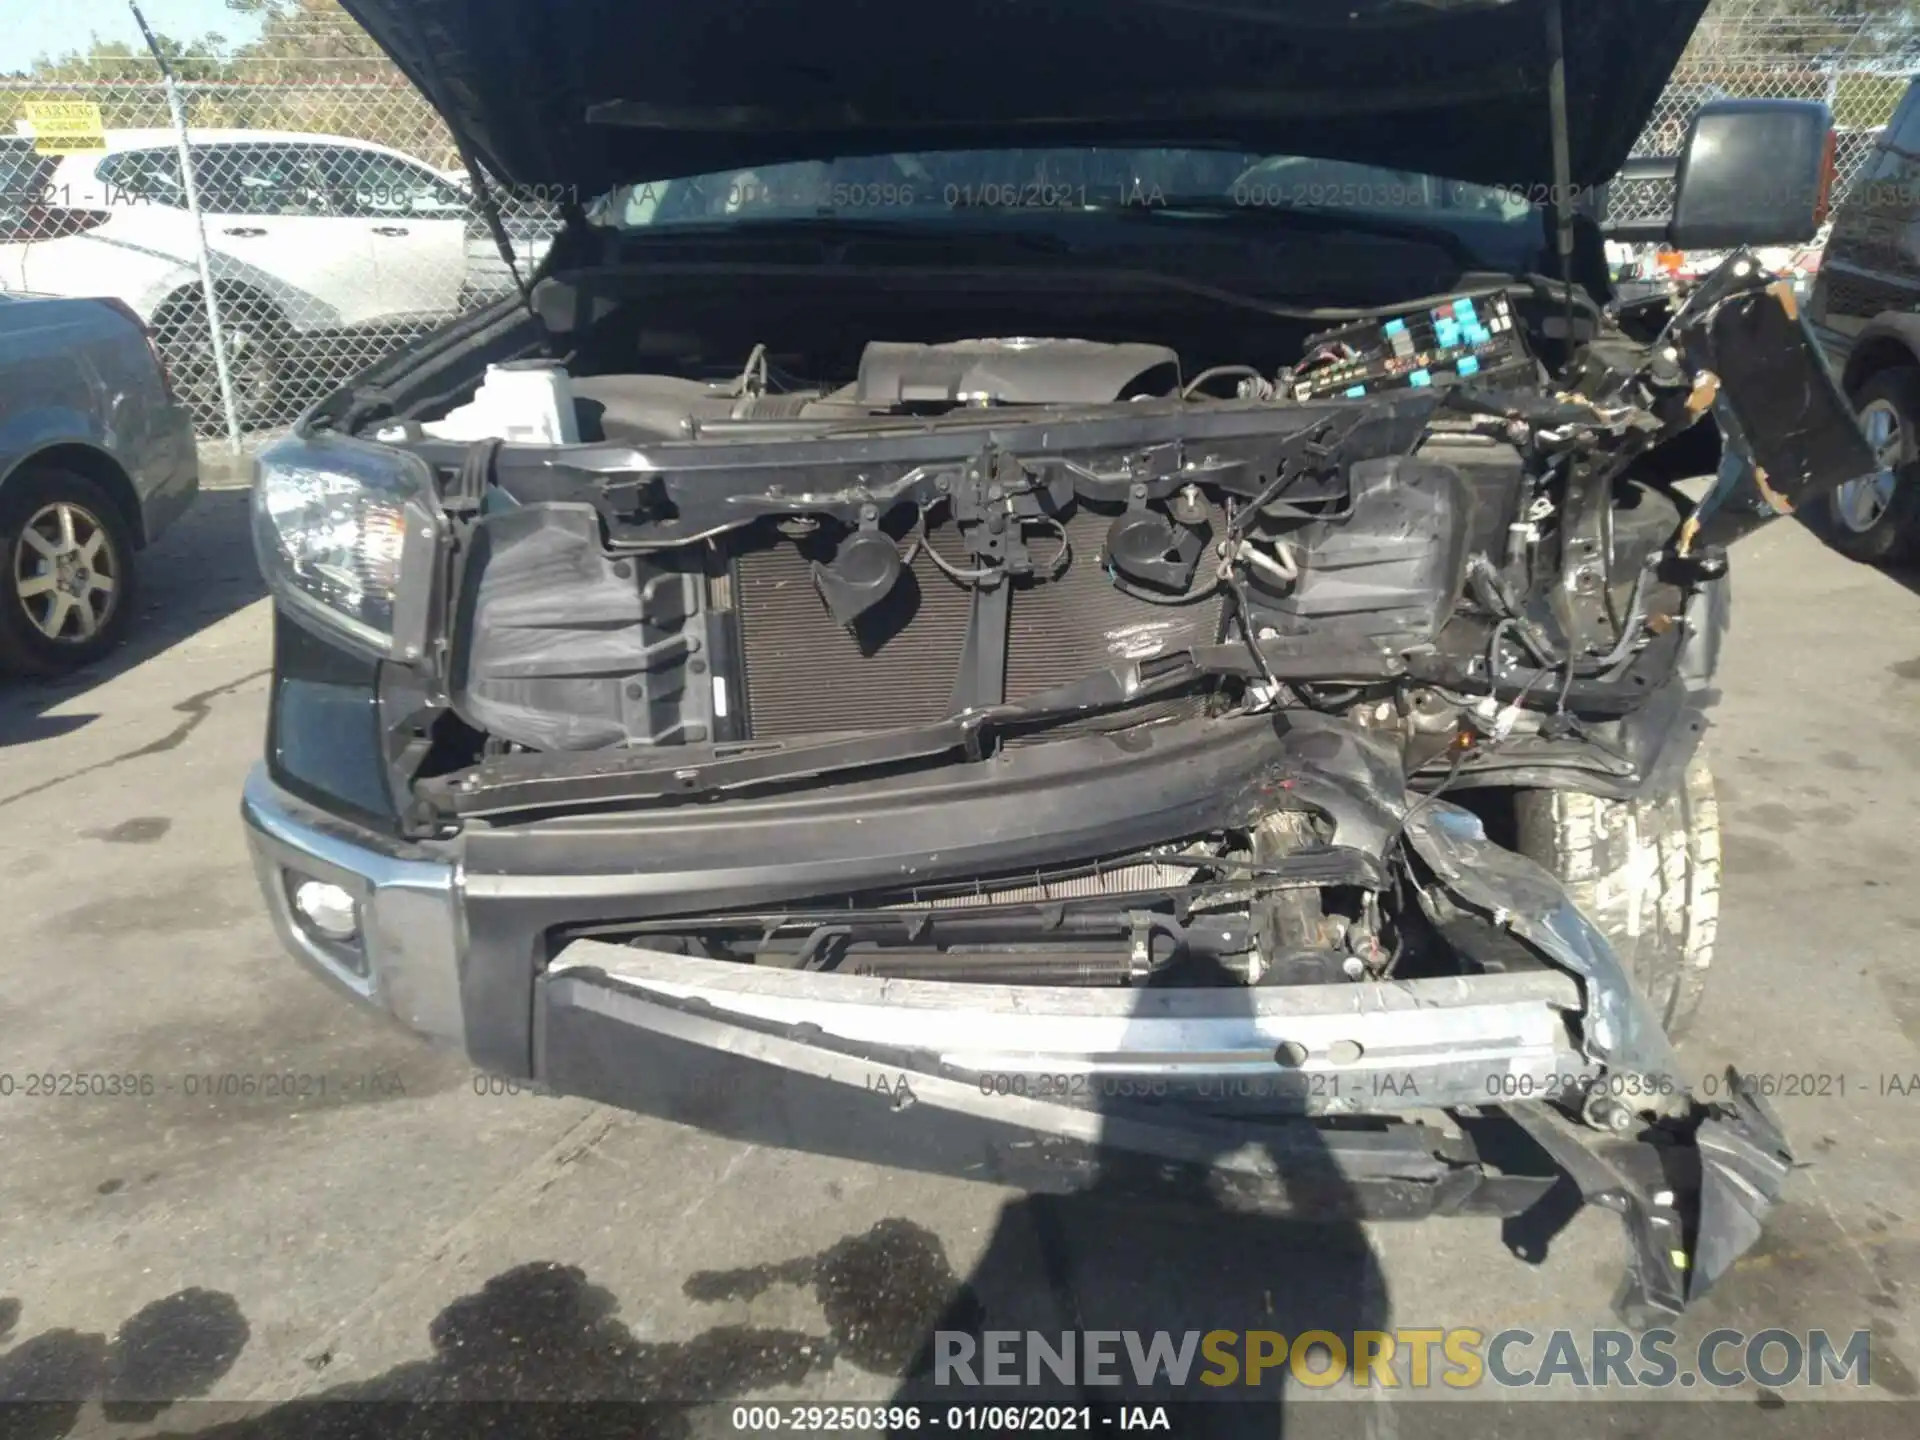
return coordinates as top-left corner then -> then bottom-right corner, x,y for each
23,100 -> 107,155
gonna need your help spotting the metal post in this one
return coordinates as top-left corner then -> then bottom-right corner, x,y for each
1543,0 -> 1577,352
128,1 -> 242,454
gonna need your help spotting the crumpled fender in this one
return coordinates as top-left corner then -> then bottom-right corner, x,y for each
1403,799 -> 1792,1320
1404,800 -> 1685,1097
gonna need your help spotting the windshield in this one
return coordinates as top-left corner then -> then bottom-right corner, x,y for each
594,148 -> 1536,230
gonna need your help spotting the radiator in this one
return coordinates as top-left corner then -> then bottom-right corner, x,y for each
733,503 -> 1225,740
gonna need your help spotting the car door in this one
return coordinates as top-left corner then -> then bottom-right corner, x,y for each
0,141 -> 53,292
317,146 -> 469,321
193,141 -> 383,331
1818,86 -> 1920,356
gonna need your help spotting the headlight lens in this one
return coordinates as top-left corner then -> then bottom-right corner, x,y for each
252,436 -> 433,656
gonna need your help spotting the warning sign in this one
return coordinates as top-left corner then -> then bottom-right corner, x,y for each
23,100 -> 107,154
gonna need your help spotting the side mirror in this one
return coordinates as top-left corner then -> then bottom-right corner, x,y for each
1669,99 -> 1834,249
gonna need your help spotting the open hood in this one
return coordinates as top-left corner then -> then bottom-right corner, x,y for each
343,0 -> 1708,199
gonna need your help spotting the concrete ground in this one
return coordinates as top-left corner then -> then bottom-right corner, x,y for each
2,483 -> 1919,1434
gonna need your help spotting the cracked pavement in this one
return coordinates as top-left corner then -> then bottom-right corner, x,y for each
2,489 -> 1920,1431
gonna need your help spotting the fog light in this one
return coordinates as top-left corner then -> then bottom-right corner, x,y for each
291,878 -> 359,941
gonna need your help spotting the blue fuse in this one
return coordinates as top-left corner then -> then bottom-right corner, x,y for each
1455,297 -> 1478,319
1408,369 -> 1432,387
1434,321 -> 1460,347
1457,355 -> 1481,376
1383,318 -> 1407,335
1345,384 -> 1367,397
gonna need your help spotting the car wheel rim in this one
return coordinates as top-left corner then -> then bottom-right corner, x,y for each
1834,398 -> 1904,533
173,317 -> 275,426
224,322 -> 277,416
14,501 -> 119,643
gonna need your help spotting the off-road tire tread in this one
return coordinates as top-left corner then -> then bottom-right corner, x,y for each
1512,753 -> 1720,1040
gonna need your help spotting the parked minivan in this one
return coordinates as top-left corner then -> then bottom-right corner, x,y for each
1807,81 -> 1920,560
0,129 -> 471,430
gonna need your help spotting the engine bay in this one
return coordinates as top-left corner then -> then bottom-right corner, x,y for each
398,284 -> 1633,769
369,260 -> 1861,771
305,251 -> 1874,988
356,263 -> 1865,752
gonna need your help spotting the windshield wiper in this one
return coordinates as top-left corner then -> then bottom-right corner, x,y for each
1073,193 -> 1478,261
612,215 -> 1073,255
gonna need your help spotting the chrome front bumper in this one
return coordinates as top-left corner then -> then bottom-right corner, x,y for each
241,765 -> 467,1050
243,764 -> 1793,1315
241,765 -> 1599,1115
547,941 -> 1595,1114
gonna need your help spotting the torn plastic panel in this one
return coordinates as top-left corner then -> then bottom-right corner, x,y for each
1405,801 -> 1685,1100
1511,1076 -> 1792,1325
1404,800 -> 1793,1320
1672,257 -> 1876,555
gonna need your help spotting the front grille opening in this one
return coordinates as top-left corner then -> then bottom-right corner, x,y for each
733,512 -> 973,739
731,501 -> 1227,743
546,835 -> 1338,987
1002,500 -> 1224,741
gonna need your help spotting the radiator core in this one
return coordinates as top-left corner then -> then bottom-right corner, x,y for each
733,504 -> 1224,740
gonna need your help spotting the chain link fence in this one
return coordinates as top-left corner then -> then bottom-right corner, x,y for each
2,0 -> 1915,450
1,67 -> 551,445
1605,2 -> 1916,228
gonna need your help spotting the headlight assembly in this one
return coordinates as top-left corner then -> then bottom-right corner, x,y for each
251,435 -> 439,659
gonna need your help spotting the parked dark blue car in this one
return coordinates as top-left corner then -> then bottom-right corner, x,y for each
0,291 -> 198,673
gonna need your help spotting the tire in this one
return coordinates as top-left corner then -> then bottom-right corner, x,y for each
0,467 -> 140,676
154,289 -> 285,435
1814,365 -> 1920,564
1512,752 -> 1720,1041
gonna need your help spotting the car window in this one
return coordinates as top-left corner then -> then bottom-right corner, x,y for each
599,147 -> 1536,231
194,143 -> 331,217
1,141 -> 57,199
1836,86 -> 1919,247
1880,86 -> 1920,267
1,143 -> 57,236
1228,155 -> 1532,221
1845,87 -> 1920,209
1889,84 -> 1920,154
95,148 -> 188,208
317,149 -> 468,219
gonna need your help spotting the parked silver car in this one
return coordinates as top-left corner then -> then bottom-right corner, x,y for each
0,293 -> 198,673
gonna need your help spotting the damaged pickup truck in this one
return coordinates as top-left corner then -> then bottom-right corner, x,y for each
244,0 -> 1876,1321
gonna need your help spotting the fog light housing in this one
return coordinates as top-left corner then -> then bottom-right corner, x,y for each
291,878 -> 359,942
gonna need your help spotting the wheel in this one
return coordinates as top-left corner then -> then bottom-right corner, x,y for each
1512,752 -> 1720,1041
0,467 -> 139,675
1816,366 -> 1920,563
153,290 -> 285,434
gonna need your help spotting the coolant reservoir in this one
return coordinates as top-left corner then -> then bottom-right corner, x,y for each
420,360 -> 580,445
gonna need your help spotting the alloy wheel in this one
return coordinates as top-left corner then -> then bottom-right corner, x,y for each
13,500 -> 119,643
1834,397 -> 1904,533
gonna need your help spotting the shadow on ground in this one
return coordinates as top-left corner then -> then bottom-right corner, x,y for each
0,489 -> 265,750
1877,559 -> 1920,604
0,953 -> 1397,1436
0,1288 -> 250,1440
0,1205 -> 1381,1439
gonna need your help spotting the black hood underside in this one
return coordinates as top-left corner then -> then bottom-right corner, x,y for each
343,0 -> 1709,196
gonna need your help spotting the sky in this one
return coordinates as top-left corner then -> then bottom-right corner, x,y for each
1,0 -> 265,74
